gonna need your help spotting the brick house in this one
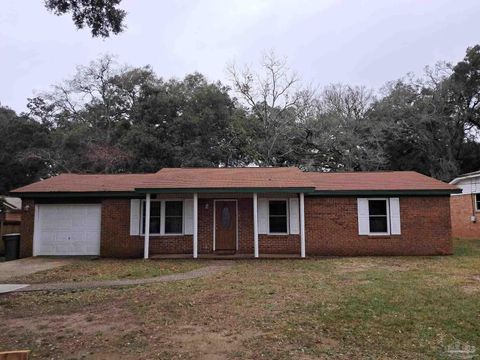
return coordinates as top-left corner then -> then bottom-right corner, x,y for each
10,167 -> 459,258
450,170 -> 480,239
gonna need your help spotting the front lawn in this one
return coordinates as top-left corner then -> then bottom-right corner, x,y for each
8,259 -> 205,284
1,239 -> 479,359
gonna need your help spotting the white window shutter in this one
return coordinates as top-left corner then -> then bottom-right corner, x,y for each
357,198 -> 369,235
289,198 -> 300,234
130,199 -> 141,236
258,198 -> 269,234
184,199 -> 194,235
389,198 -> 401,235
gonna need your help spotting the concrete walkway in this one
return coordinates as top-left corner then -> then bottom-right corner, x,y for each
4,261 -> 233,294
0,257 -> 75,282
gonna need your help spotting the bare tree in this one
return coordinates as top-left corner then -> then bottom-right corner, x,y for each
305,84 -> 385,171
318,84 -> 374,122
227,52 -> 314,165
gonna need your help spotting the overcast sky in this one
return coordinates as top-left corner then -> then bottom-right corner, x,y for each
1,0 -> 479,113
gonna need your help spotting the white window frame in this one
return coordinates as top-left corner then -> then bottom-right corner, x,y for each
164,200 -> 185,235
367,198 -> 390,236
267,199 -> 290,235
476,194 -> 480,212
140,199 -> 184,236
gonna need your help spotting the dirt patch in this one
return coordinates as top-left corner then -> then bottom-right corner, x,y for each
337,278 -> 372,286
4,305 -> 141,337
170,325 -> 262,359
461,285 -> 480,294
68,352 -> 139,360
335,260 -> 411,274
459,275 -> 480,294
1,302 -> 144,359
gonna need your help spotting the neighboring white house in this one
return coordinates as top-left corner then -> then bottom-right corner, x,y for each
450,171 -> 480,239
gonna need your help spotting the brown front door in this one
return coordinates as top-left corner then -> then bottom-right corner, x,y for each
215,200 -> 237,251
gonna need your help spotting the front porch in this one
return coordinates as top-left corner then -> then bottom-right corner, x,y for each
138,191 -> 307,259
150,253 -> 304,260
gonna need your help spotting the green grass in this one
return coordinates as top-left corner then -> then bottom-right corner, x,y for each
1,239 -> 480,359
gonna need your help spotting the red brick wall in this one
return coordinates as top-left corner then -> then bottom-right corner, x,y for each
18,195 -> 452,258
305,196 -> 452,256
100,197 -> 298,257
236,198 -> 300,254
193,198 -> 299,255
101,199 -> 193,257
19,199 -> 34,258
238,198 -> 254,253
451,194 -> 480,239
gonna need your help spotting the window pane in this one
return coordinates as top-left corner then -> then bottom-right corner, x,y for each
369,216 -> 388,233
165,217 -> 183,234
142,201 -> 161,234
476,194 -> 480,210
142,201 -> 161,217
166,201 -> 183,217
269,201 -> 287,216
270,216 -> 287,233
369,200 -> 387,216
150,202 -> 161,216
150,218 -> 161,234
221,206 -> 231,229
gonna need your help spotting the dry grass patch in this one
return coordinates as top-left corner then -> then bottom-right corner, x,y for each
8,259 -> 206,284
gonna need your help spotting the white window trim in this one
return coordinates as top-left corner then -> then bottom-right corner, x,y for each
267,198 -> 290,235
140,199 -> 185,236
366,198 -> 390,236
164,200 -> 184,235
476,194 -> 480,212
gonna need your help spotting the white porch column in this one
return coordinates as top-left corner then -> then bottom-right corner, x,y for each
193,192 -> 198,259
253,192 -> 259,258
300,192 -> 306,258
144,193 -> 151,259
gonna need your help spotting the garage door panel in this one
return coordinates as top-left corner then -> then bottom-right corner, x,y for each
85,209 -> 101,227
70,207 -> 87,228
56,207 -> 74,224
35,204 -> 101,256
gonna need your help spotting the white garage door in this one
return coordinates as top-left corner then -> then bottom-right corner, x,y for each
35,204 -> 101,256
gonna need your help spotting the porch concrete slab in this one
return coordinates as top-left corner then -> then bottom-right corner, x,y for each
0,257 -> 75,282
0,284 -> 29,294
150,253 -> 303,260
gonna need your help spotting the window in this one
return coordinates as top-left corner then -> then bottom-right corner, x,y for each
142,201 -> 161,234
476,194 -> 480,212
141,200 -> 184,235
165,201 -> 183,234
368,199 -> 389,234
269,200 -> 288,234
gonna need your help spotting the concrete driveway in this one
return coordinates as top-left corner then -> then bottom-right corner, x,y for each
0,257 -> 74,282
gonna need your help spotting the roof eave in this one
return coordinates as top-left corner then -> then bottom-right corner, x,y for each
450,172 -> 480,184
309,189 -> 461,196
9,191 -> 138,198
10,188 -> 460,198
